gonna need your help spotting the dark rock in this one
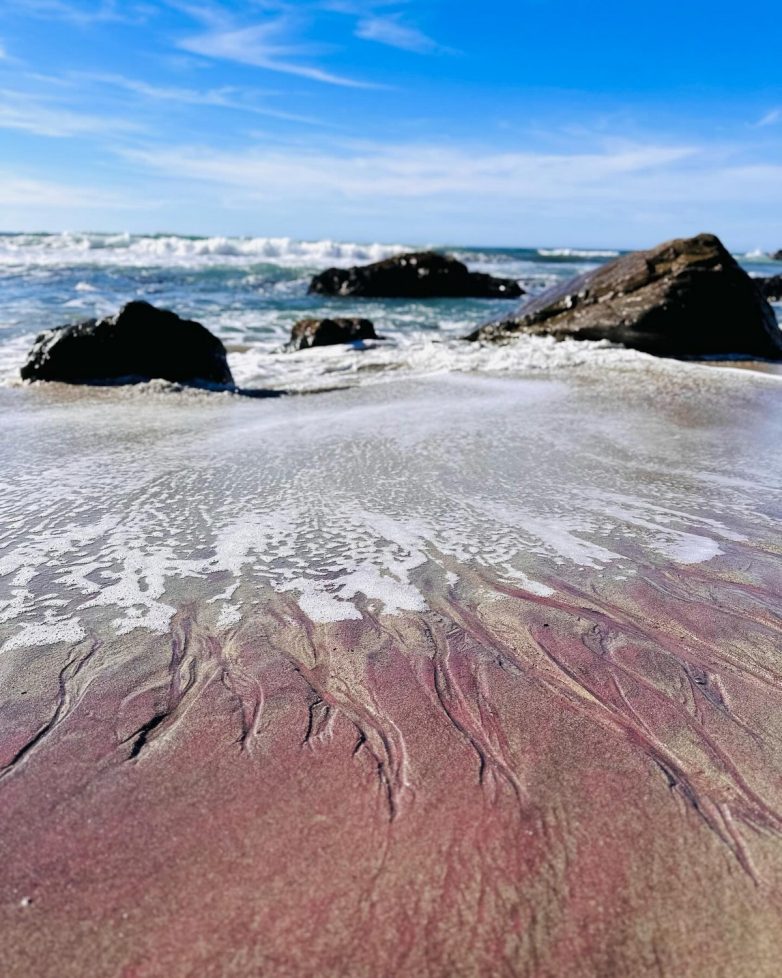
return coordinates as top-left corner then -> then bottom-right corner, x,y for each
308,251 -> 523,299
757,275 -> 782,300
467,233 -> 782,359
20,301 -> 234,386
287,317 -> 379,351
772,250 -> 782,261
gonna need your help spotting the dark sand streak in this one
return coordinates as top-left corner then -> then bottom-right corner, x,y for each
3,563 -> 782,976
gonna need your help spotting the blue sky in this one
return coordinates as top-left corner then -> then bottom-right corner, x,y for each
0,0 -> 780,248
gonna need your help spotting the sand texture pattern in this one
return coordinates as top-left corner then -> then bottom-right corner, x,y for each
1,368 -> 781,977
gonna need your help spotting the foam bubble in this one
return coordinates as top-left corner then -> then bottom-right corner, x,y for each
1,619 -> 86,653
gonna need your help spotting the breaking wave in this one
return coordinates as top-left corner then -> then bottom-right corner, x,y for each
0,232 -> 411,269
536,247 -> 621,259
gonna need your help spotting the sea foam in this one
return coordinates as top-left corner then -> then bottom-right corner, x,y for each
2,369 -> 774,649
0,232 -> 411,270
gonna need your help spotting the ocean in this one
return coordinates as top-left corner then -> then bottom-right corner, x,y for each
2,232 -> 778,391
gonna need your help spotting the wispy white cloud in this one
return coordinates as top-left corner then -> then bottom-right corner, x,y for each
319,0 -> 417,17
320,1 -> 446,55
0,170 -> 124,208
180,26 -> 369,87
755,108 -> 781,128
96,135 -> 782,245
0,88 -> 142,137
5,0 -> 152,26
355,16 -> 440,53
118,138 -> 707,204
77,72 -> 335,126
172,3 -> 378,88
5,127 -> 780,244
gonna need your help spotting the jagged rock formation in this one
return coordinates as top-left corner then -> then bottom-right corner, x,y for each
468,233 -> 782,359
309,251 -> 524,299
20,300 -> 234,386
287,317 -> 378,350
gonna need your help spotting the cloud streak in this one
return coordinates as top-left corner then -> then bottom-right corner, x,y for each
76,72 -> 336,126
98,136 -> 782,246
172,4 -> 379,88
0,170 -> 124,208
5,0 -> 151,26
355,16 -> 440,53
119,138 -> 711,203
755,108 -> 781,128
0,88 -> 142,138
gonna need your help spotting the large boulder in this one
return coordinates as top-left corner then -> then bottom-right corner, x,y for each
287,317 -> 378,351
757,275 -> 782,300
467,233 -> 782,359
772,250 -> 782,261
20,301 -> 234,386
309,251 -> 523,299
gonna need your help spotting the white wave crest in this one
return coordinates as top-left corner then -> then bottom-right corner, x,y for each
0,232 -> 411,270
537,248 -> 620,259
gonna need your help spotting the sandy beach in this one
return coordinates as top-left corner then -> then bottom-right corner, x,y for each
2,363 -> 781,976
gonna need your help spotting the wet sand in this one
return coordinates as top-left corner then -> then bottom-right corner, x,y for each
1,365 -> 781,977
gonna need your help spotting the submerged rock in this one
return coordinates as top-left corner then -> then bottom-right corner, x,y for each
467,233 -> 782,359
757,275 -> 782,301
287,317 -> 379,351
308,251 -> 524,299
20,301 -> 234,386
